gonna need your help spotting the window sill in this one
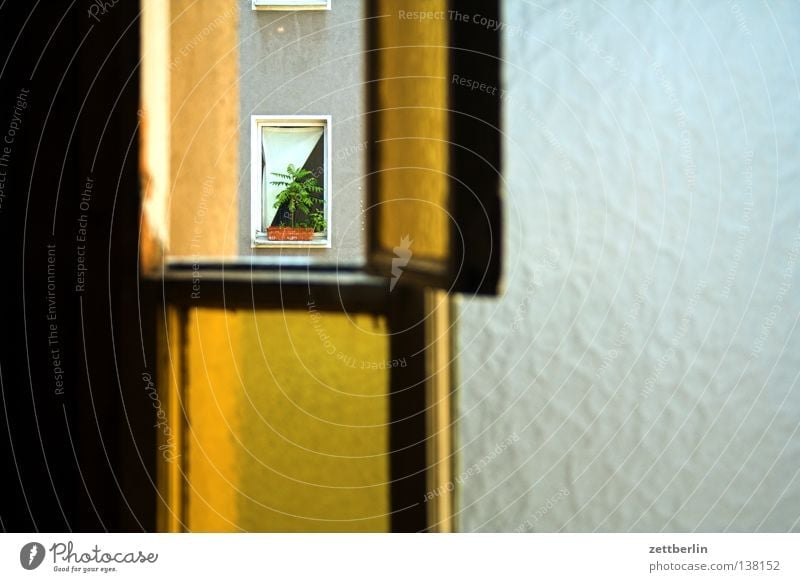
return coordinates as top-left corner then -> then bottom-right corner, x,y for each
252,231 -> 331,249
251,1 -> 331,10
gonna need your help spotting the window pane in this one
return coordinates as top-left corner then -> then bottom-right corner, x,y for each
165,307 -> 391,532
369,0 -> 450,263
252,118 -> 330,248
263,126 -> 324,230
365,1 -> 503,293
140,0 -> 368,268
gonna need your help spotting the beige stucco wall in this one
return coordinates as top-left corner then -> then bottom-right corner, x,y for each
168,0 -> 240,259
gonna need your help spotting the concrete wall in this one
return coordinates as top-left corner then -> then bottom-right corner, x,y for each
456,0 -> 800,531
238,0 -> 367,265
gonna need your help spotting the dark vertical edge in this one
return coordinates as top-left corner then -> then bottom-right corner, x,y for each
74,0 -> 151,530
118,276 -> 158,531
387,285 -> 429,532
153,293 -> 177,532
448,0 -> 503,295
177,305 -> 190,533
0,3 -> 81,531
104,2 -> 156,530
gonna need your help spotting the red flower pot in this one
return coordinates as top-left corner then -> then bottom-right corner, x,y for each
267,226 -> 315,241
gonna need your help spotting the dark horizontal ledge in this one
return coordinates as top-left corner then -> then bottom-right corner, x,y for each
161,258 -> 365,274
147,261 -> 394,313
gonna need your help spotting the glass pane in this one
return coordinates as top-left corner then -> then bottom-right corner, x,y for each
252,118 -> 330,248
369,0 -> 450,263
140,0 -> 368,269
167,307 -> 391,532
263,127 -> 324,230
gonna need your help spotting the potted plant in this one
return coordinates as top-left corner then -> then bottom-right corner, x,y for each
267,164 -> 323,241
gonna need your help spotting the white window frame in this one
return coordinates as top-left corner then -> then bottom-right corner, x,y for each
251,115 -> 332,249
252,0 -> 330,11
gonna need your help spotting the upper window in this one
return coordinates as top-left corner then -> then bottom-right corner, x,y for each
251,115 -> 331,248
252,0 -> 331,10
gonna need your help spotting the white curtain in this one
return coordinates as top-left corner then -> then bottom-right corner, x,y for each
262,126 -> 324,227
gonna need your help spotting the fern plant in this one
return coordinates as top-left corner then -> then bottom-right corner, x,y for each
270,164 -> 323,228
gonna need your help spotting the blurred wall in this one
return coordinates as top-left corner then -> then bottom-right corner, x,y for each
456,0 -> 800,531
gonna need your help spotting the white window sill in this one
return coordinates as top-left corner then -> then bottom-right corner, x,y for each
252,231 -> 331,249
252,1 -> 331,11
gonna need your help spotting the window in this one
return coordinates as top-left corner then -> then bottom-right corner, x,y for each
135,0 -> 501,534
252,0 -> 331,11
171,307 -> 391,532
365,0 -> 502,293
155,277 -> 444,533
251,115 -> 331,248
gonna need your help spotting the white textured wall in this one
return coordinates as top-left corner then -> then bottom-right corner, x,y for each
456,0 -> 800,531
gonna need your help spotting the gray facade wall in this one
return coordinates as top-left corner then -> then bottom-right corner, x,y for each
238,0 -> 366,265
